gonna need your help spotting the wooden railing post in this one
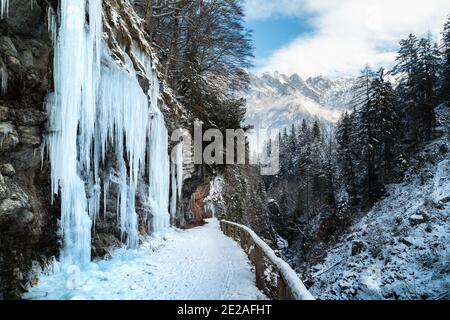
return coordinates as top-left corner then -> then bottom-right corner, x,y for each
277,273 -> 291,300
241,231 -> 247,251
219,220 -> 314,301
254,245 -> 265,292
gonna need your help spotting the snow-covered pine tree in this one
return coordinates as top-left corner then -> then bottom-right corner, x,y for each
350,66 -> 378,205
278,128 -> 290,177
312,120 -> 321,141
392,34 -> 421,145
289,123 -> 299,169
440,16 -> 450,103
392,34 -> 439,145
323,129 -> 337,209
369,68 -> 399,186
336,112 -> 358,204
417,36 -> 440,140
290,123 -> 298,147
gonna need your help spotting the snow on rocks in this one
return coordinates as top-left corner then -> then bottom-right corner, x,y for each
409,214 -> 427,226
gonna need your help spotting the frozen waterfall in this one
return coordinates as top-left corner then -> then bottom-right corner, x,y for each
47,1 -> 171,268
170,143 -> 183,217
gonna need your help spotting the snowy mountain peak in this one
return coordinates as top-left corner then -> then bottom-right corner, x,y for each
245,72 -> 356,133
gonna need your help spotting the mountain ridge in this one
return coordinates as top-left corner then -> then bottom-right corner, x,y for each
245,71 -> 356,133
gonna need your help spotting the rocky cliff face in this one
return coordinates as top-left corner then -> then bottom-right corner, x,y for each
0,0 -> 57,298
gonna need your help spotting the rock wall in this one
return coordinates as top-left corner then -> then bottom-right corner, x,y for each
0,0 -> 57,299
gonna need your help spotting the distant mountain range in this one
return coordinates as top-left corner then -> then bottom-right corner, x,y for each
245,72 -> 356,133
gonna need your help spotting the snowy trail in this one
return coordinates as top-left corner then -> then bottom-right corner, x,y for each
25,219 -> 266,300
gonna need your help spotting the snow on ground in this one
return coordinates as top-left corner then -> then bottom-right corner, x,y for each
24,219 -> 267,300
310,106 -> 450,300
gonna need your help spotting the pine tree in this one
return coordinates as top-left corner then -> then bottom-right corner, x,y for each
278,128 -> 290,177
394,34 -> 420,81
298,119 -> 310,145
369,68 -> 399,185
440,16 -> 450,102
349,66 -> 377,205
417,36 -> 440,139
393,34 -> 439,144
359,89 -> 379,205
336,112 -> 357,202
323,133 -> 337,208
312,120 -> 321,141
289,123 -> 298,155
393,34 -> 420,144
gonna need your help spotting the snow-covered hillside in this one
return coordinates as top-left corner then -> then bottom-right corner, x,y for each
245,72 -> 355,133
309,105 -> 450,300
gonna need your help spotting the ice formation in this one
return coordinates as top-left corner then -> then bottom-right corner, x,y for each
148,73 -> 171,234
0,0 -> 8,19
47,6 -> 57,44
170,143 -> 183,217
0,65 -> 7,95
47,1 -> 170,268
0,0 -> 40,18
176,145 -> 184,199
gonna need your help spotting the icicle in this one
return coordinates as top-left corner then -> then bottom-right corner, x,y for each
147,72 -> 170,234
97,49 -> 149,245
47,0 -> 92,268
170,143 -> 183,217
0,65 -> 7,96
131,45 -> 171,234
1,0 -> 9,19
47,6 -> 57,44
170,158 -> 177,217
176,145 -> 183,198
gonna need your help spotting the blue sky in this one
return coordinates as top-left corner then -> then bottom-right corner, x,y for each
244,0 -> 450,79
245,17 -> 312,70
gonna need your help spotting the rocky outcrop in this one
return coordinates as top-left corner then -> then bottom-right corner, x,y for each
191,183 -> 211,223
0,0 -> 57,298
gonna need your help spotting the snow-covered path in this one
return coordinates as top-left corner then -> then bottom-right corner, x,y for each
25,219 -> 266,300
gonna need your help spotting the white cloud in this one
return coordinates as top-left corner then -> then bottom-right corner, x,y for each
245,0 -> 308,20
246,0 -> 450,78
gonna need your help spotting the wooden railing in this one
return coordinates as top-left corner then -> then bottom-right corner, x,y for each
220,220 -> 315,300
